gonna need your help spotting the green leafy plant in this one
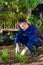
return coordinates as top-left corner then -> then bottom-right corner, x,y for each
17,52 -> 28,63
13,49 -> 28,63
1,49 -> 9,63
0,0 -> 43,34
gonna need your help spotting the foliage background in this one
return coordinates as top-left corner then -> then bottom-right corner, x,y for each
0,0 -> 43,34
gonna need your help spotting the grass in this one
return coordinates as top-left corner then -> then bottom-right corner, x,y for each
1,49 -> 9,63
13,49 -> 28,63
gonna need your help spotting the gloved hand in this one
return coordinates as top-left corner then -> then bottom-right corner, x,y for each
15,44 -> 20,55
20,49 -> 26,56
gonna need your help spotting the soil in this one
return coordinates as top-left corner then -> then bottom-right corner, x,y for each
0,45 -> 43,65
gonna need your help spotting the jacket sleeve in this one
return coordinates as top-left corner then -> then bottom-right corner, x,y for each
15,29 -> 23,43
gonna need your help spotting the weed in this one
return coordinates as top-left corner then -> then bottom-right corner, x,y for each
1,49 -> 9,63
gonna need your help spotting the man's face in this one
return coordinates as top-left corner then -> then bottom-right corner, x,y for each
18,22 -> 28,30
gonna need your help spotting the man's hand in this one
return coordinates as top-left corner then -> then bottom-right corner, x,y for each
15,43 -> 20,55
21,47 -> 28,56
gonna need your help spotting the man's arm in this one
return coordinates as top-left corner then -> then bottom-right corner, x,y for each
15,30 -> 23,54
15,32 -> 20,54
15,31 -> 20,54
15,29 -> 23,43
20,40 -> 33,56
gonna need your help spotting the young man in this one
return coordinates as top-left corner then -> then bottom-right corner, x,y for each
15,19 -> 43,56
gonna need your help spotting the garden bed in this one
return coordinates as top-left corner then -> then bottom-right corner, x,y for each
0,45 -> 43,65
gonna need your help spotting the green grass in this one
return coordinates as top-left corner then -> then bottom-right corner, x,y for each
1,49 -> 9,63
17,52 -> 28,63
13,49 -> 28,63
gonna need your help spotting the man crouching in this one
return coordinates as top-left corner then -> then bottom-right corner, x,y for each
15,18 -> 43,57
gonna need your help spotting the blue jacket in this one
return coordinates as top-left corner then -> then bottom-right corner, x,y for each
15,24 -> 42,49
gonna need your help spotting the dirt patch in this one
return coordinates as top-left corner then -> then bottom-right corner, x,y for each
0,45 -> 43,65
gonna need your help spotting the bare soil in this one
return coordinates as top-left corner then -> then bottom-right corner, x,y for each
0,45 -> 43,65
